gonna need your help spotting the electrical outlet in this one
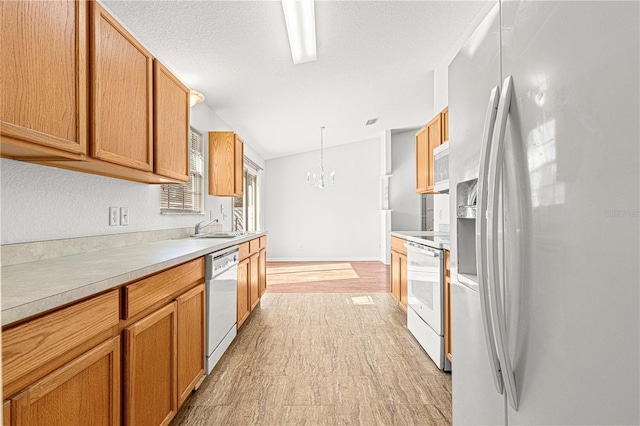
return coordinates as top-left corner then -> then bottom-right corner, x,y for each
120,207 -> 129,226
109,207 -> 120,226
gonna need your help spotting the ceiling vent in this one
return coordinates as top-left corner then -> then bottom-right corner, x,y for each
365,118 -> 379,126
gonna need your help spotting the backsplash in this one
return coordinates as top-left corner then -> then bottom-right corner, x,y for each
1,227 -> 193,266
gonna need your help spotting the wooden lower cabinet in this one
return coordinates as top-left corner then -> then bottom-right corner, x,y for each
237,257 -> 251,329
3,257 -> 211,426
124,302 -> 178,426
177,284 -> 206,407
237,236 -> 268,329
390,251 -> 401,302
399,253 -> 408,309
258,248 -> 267,296
390,249 -> 408,311
444,250 -> 452,362
249,253 -> 260,310
9,336 -> 120,426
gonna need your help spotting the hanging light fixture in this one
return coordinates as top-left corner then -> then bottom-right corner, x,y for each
306,126 -> 335,188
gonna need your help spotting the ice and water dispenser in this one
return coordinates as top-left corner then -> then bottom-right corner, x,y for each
456,178 -> 478,282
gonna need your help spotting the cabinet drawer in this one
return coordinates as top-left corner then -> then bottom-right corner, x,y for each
249,238 -> 260,255
259,236 -> 267,249
2,290 -> 119,399
391,236 -> 407,255
124,258 -> 204,320
238,242 -> 250,260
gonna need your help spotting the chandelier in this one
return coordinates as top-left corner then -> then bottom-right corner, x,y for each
306,126 -> 335,188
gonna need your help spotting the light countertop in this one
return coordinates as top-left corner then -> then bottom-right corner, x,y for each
1,232 -> 266,326
391,231 -> 451,250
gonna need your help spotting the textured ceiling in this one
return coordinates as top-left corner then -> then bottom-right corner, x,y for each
103,0 -> 489,160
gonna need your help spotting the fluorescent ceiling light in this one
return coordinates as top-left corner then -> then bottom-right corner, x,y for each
281,0 -> 317,64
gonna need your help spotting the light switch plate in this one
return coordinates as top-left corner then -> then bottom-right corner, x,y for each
120,207 -> 129,226
109,207 -> 119,226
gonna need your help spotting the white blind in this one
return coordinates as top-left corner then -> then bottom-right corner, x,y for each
160,128 -> 204,213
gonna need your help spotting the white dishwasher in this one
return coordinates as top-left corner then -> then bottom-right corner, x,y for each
205,246 -> 238,375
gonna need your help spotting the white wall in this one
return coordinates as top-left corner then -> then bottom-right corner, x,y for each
390,129 -> 421,231
1,103 -> 265,244
433,2 -> 494,231
265,137 -> 381,261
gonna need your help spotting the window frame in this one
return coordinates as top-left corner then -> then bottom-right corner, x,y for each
160,127 -> 205,215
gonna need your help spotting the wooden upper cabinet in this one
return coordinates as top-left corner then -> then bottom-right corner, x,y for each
442,107 -> 449,142
426,113 -> 442,192
0,0 -> 87,160
416,110 -> 444,194
91,2 -> 153,172
153,60 -> 190,182
209,132 -> 244,197
234,135 -> 244,195
415,125 -> 428,193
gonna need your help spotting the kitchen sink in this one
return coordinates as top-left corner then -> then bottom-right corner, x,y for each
192,231 -> 247,238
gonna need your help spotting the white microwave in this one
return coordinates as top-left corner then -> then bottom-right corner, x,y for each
433,141 -> 450,193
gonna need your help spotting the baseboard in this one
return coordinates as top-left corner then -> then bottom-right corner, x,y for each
267,257 -> 383,262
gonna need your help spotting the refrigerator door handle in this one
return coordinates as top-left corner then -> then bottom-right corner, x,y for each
476,84 -> 504,395
487,75 -> 519,411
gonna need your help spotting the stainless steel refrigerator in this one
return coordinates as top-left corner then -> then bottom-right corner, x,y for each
448,1 -> 639,424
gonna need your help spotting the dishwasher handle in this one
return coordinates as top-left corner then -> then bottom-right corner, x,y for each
207,247 -> 239,279
211,261 -> 237,279
404,242 -> 440,257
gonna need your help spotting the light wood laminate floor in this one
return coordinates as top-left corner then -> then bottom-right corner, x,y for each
172,263 -> 452,425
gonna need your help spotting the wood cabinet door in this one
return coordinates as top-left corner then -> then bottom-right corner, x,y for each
399,253 -> 408,309
234,135 -> 244,196
209,132 -> 240,196
0,0 -> 87,158
441,107 -> 449,142
415,126 -> 428,193
390,251 -> 401,302
153,60 -> 189,181
11,336 -> 120,426
237,258 -> 250,329
3,400 -> 10,426
249,253 -> 260,310
426,114 -> 442,192
259,248 -> 267,297
124,303 -> 177,426
176,284 -> 206,407
444,250 -> 452,362
91,3 -> 153,171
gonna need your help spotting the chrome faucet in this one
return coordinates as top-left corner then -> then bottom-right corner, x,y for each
194,218 -> 218,236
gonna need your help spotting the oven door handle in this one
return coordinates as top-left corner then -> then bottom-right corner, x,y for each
404,243 -> 439,257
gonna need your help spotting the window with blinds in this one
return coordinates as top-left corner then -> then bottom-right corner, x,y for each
160,128 -> 204,214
